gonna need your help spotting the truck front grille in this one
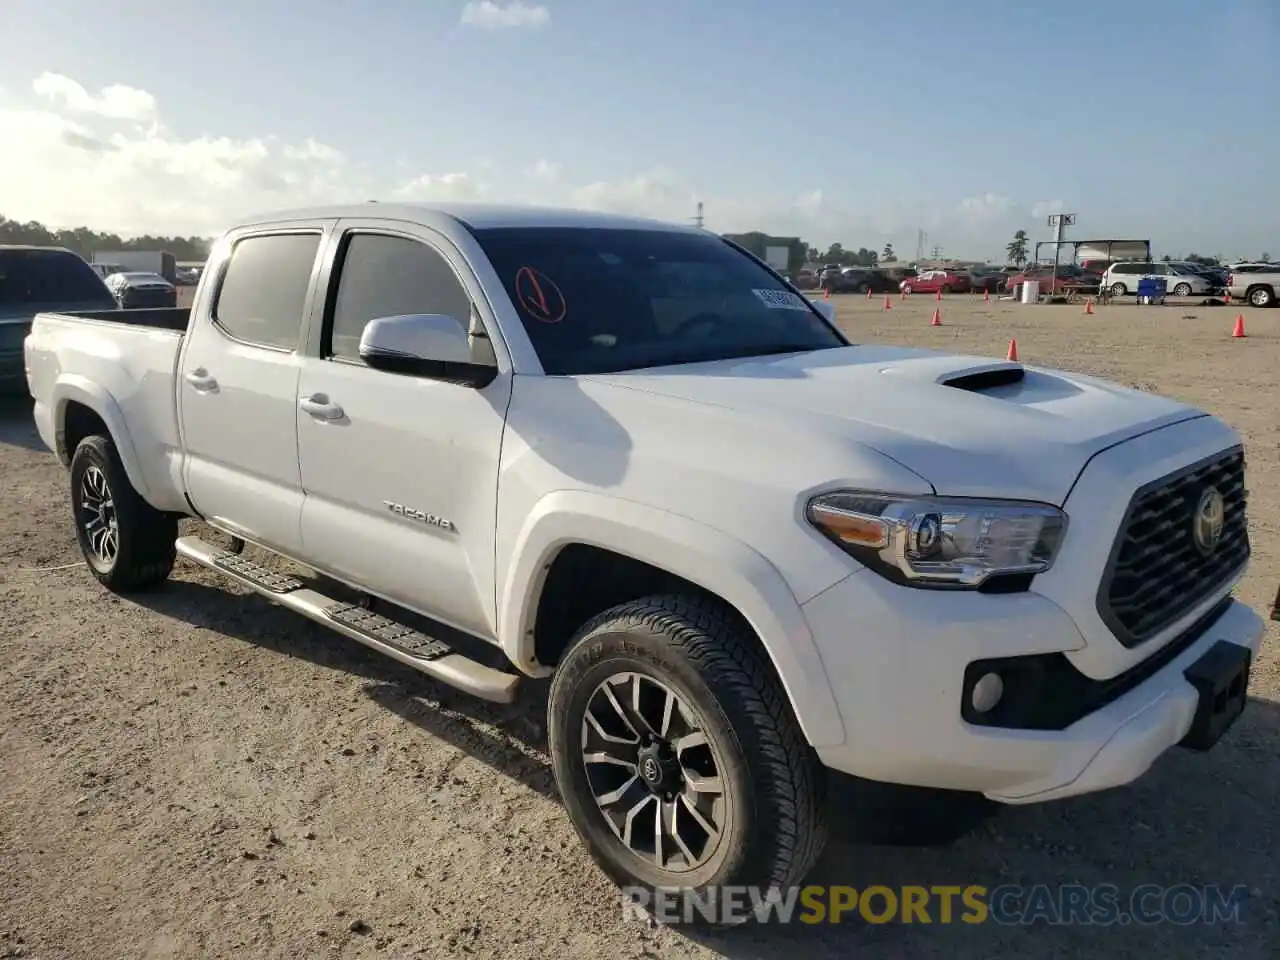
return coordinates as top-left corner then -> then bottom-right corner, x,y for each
1097,448 -> 1249,647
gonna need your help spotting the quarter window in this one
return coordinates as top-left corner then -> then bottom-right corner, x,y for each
213,233 -> 321,350
326,233 -> 472,360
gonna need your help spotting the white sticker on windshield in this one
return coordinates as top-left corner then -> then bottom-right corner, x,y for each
752,289 -> 809,310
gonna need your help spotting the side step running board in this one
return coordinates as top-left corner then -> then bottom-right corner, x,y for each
175,536 -> 520,703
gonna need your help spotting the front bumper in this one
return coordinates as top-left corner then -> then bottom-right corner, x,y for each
802,573 -> 1263,803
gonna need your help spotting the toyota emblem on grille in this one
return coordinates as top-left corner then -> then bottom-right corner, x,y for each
1192,487 -> 1226,556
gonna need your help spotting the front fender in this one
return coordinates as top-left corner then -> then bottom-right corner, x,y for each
498,490 -> 845,748
52,375 -> 153,501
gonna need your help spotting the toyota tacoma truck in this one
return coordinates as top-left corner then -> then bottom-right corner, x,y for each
23,203 -> 1264,913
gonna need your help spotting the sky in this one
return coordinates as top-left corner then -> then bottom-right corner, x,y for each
0,0 -> 1276,261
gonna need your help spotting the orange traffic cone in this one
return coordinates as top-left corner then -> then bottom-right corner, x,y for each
1084,297 -> 1095,315
931,309 -> 942,326
824,287 -> 831,301
935,289 -> 943,301
866,287 -> 873,300
1232,315 -> 1246,338
883,296 -> 892,311
983,289 -> 990,303
1007,339 -> 1018,361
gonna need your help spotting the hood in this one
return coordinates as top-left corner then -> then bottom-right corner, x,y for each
582,345 -> 1204,504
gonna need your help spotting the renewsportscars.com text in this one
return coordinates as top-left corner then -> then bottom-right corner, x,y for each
622,883 -> 1251,926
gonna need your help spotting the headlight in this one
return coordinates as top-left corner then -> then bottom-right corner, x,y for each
806,491 -> 1067,588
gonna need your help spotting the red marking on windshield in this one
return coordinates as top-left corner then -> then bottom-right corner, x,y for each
514,266 -> 566,323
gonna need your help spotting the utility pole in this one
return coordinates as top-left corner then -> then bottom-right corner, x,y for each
692,202 -> 704,230
1047,212 -> 1076,300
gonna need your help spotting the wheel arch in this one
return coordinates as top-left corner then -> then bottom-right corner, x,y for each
52,376 -> 153,501
497,491 -> 846,748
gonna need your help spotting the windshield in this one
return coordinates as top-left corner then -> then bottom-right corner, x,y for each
471,227 -> 847,375
0,249 -> 115,310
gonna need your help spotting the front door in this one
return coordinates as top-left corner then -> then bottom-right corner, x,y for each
294,222 -> 511,639
179,225 -> 330,555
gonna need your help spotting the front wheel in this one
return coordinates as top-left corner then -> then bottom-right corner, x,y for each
70,435 -> 177,592
548,595 -> 828,925
1173,282 -> 1193,297
1248,286 -> 1275,308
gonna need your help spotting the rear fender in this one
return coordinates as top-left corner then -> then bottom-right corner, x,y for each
53,375 -> 152,501
498,490 -> 846,748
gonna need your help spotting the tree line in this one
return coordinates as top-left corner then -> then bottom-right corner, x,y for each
0,214 -> 212,262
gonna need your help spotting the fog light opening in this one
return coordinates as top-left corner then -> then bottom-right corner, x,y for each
971,672 -> 1005,713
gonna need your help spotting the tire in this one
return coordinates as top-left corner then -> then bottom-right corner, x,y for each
1247,286 -> 1275,308
70,434 -> 177,592
1173,283 -> 1192,297
548,594 -> 827,926
1110,282 -> 1128,297
901,284 -> 913,295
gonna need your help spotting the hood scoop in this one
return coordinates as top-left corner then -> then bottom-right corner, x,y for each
940,363 -> 1025,392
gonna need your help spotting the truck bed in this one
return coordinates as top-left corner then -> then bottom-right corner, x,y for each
25,307 -> 189,513
44,307 -> 191,332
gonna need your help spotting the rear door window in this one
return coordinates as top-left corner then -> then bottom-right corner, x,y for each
0,248 -> 115,310
212,232 -> 322,350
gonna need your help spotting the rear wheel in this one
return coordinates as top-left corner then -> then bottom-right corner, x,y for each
70,435 -> 177,592
548,594 -> 828,926
1173,282 -> 1193,297
1247,286 -> 1275,308
1110,282 -> 1128,297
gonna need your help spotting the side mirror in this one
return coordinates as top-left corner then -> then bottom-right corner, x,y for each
812,299 -> 836,324
358,314 -> 497,388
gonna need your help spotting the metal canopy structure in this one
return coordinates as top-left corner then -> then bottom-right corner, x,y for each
1033,238 -> 1152,265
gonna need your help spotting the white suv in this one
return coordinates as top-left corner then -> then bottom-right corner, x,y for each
1103,261 -> 1212,297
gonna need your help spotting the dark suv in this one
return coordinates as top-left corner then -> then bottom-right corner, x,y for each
0,246 -> 116,390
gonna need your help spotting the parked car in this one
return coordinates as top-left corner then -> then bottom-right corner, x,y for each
1002,265 -> 1100,297
966,268 -> 1006,294
90,262 -> 128,280
104,270 -> 178,309
1101,262 -> 1213,297
1226,267 -> 1279,307
24,203 -> 1262,912
792,268 -> 819,290
1,244 -> 117,390
821,267 -> 897,294
899,269 -> 971,295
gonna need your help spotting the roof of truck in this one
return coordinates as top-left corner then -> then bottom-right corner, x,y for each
236,202 -> 701,234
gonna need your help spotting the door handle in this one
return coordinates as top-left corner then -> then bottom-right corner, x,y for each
299,394 -> 344,421
185,368 -> 218,392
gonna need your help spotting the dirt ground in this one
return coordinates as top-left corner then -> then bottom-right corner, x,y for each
2,294 -> 1278,959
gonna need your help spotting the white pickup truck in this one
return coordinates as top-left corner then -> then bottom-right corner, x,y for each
24,203 -> 1263,911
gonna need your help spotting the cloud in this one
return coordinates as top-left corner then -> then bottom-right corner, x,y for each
525,159 -> 561,182
2,71 -> 1060,258
0,76 -> 358,236
392,171 -> 485,200
32,72 -> 156,124
459,1 -> 549,29
1031,199 -> 1065,219
960,193 -> 1013,218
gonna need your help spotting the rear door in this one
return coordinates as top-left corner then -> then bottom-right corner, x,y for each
177,221 -> 333,555
293,219 -> 512,639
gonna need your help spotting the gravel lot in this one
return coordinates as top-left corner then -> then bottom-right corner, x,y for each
2,294 -> 1277,959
